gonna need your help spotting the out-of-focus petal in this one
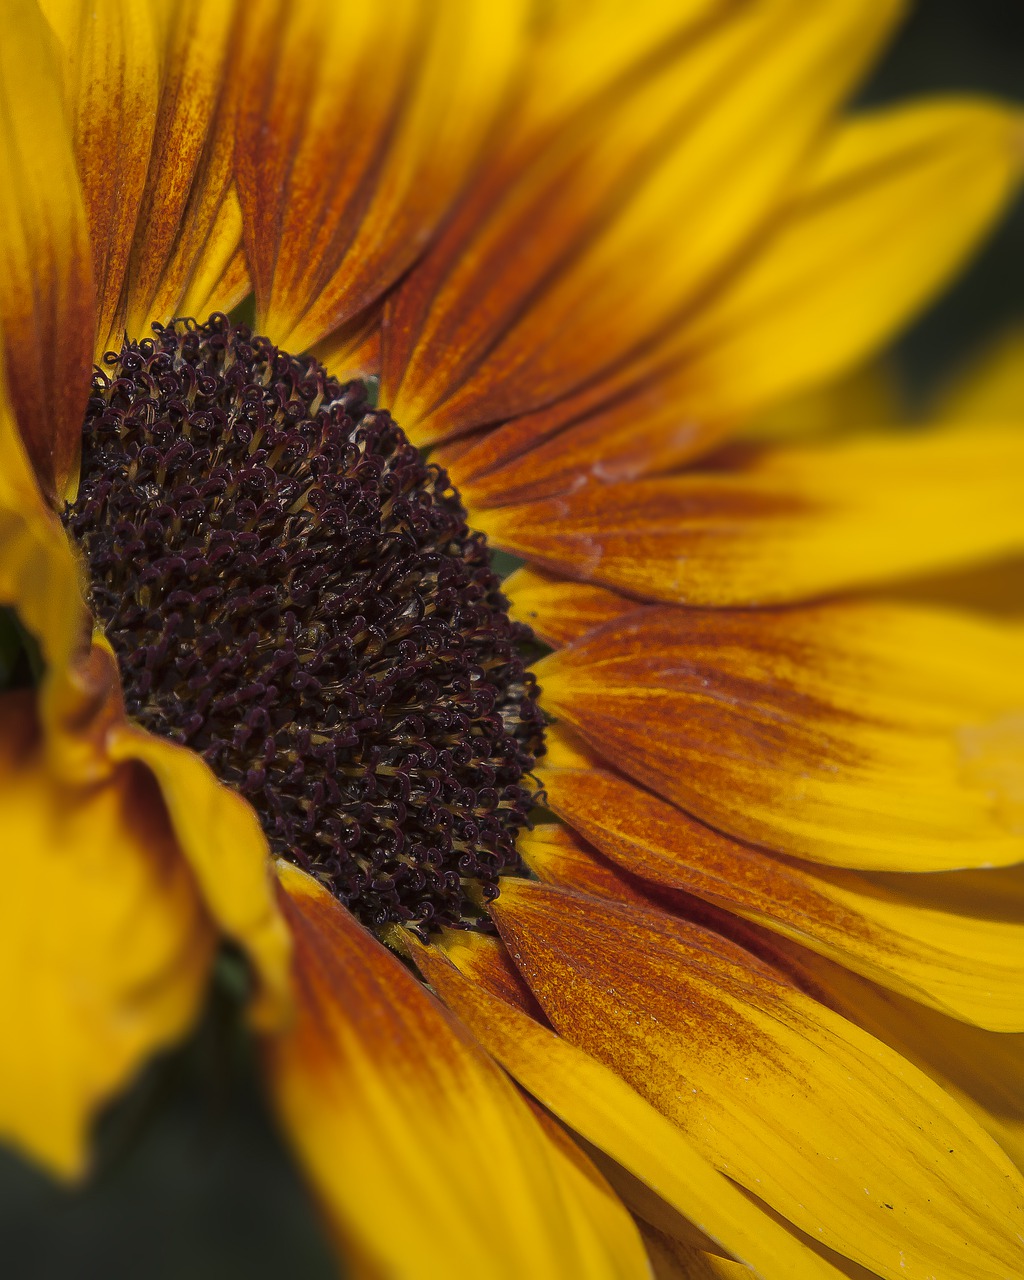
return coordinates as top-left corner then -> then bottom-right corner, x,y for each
931,325 -> 1024,423
236,0 -> 529,355
475,425 -> 1024,604
265,862 -> 627,1278
0,691 -> 214,1178
673,100 -> 1024,422
492,879 -> 1024,1280
0,0 -> 95,500
535,603 -> 1024,871
410,935 -> 847,1280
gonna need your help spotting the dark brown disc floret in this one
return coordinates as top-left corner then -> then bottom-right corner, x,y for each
63,314 -> 545,935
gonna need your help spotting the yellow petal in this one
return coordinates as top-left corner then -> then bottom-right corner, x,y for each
676,99 -> 1024,420
0,0 -> 95,500
492,879 -> 1024,1280
0,367 -> 89,678
524,1100 -> 654,1280
640,1223 -> 752,1280
740,360 -> 905,443
236,0 -> 528,355
410,935 -> 848,1280
42,0 -> 242,355
477,423 -> 1024,605
535,729 -> 1024,1030
106,722 -> 291,1030
0,690 -> 214,1178
801,954 -> 1024,1174
931,324 -> 1024,423
265,861 -> 627,1278
536,602 -> 1024,872
388,0 -> 901,440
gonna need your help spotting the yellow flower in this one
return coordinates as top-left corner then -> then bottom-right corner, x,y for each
2,1 -> 1024,1276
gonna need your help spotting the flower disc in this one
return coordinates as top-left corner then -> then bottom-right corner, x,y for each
63,315 -> 545,934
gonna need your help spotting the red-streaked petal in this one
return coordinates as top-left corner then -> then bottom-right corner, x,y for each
387,0 -> 900,442
492,878 -> 1024,1280
43,0 -> 242,357
235,0 -> 528,356
476,424 -> 1024,605
0,0 -> 95,500
534,728 -> 1024,1030
410,935 -> 847,1280
264,861 -> 631,1277
536,602 -> 1024,871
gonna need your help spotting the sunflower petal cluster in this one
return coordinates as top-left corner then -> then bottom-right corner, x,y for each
2,2 -> 1024,1277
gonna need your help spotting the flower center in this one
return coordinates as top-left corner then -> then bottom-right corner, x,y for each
62,314 -> 545,935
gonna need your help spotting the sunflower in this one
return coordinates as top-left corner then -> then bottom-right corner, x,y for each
2,1 -> 1024,1276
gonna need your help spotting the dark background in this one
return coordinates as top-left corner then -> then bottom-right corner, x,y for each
3,5 -> 1023,1277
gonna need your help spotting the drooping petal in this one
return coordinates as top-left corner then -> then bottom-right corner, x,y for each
0,0 -> 95,500
504,565 -> 642,647
535,727 -> 1024,1030
476,424 -> 1024,605
264,861 -> 627,1278
235,0 -> 528,355
535,602 -> 1024,871
387,0 -> 901,442
105,721 -> 291,1030
0,690 -> 214,1178
672,99 -> 1024,422
42,0 -> 243,357
491,878 -> 1024,1280
410,936 -> 847,1280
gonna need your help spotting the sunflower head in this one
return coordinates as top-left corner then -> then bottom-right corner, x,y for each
63,313 -> 545,935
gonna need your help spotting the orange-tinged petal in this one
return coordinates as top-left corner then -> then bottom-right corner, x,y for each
492,879 -> 1024,1280
504,565 -> 641,647
40,0 -> 159,353
429,927 -> 546,1018
43,0 -> 242,356
535,730 -> 1024,1030
0,691 -> 214,1178
536,603 -> 1024,871
265,861 -> 625,1278
105,721 -> 290,1030
387,0 -> 901,442
0,0 -> 95,500
410,936 -> 847,1280
674,99 -> 1024,421
121,1 -> 242,337
476,424 -> 1024,606
236,0 -> 528,356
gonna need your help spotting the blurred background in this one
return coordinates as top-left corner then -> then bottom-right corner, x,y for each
2,4 -> 1023,1276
